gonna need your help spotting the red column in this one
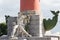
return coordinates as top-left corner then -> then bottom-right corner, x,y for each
20,0 -> 40,11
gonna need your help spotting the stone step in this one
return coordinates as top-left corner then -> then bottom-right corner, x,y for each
0,37 -> 51,40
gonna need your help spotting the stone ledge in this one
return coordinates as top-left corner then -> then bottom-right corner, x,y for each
27,37 -> 51,40
0,37 -> 51,40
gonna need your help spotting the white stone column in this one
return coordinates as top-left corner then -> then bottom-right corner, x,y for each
39,12 -> 45,37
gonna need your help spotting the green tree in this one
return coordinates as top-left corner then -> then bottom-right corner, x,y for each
43,11 -> 59,31
0,22 -> 7,36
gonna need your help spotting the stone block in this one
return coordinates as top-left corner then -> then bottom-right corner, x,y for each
5,16 -> 17,36
28,15 -> 40,36
0,37 -> 24,40
27,37 -> 51,40
31,15 -> 39,20
0,37 -> 51,40
30,21 -> 39,25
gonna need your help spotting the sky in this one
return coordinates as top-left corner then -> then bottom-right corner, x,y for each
0,0 -> 60,33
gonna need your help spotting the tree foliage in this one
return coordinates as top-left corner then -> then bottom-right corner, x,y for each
43,11 -> 59,31
0,22 -> 7,36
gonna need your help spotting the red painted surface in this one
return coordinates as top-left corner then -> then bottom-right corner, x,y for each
20,0 -> 40,11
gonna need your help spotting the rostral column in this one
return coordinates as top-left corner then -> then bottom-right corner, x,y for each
20,0 -> 44,37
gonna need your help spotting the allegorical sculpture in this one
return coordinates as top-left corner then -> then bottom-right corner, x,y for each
10,13 -> 32,37
4,0 -> 59,39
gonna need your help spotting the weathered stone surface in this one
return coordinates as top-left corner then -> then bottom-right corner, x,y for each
28,15 -> 40,36
5,16 -> 17,36
31,15 -> 39,20
5,10 -> 44,37
13,11 -> 41,37
27,37 -> 51,40
0,37 -> 51,40
0,37 -> 24,40
18,12 -> 40,37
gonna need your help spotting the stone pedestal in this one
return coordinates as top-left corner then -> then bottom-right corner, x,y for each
29,15 -> 39,36
27,37 -> 51,40
0,37 -> 51,40
4,10 -> 45,40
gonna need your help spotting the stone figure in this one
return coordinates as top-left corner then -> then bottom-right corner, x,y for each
10,22 -> 18,37
10,13 -> 32,37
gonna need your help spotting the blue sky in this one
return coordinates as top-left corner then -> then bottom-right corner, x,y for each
0,0 -> 60,33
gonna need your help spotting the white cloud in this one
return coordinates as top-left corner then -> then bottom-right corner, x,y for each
2,0 -> 19,7
41,0 -> 60,10
41,0 -> 52,5
0,0 -> 20,23
41,0 -> 60,16
0,0 -> 3,5
41,0 -> 60,6
59,13 -> 60,16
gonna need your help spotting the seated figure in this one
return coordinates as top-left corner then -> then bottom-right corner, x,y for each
10,13 -> 32,37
